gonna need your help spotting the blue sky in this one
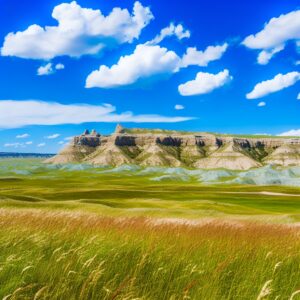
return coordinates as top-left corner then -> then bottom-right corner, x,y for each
0,0 -> 299,153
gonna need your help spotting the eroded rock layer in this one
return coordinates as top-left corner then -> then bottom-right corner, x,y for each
46,125 -> 300,170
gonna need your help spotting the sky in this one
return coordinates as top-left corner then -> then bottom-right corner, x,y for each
0,0 -> 300,153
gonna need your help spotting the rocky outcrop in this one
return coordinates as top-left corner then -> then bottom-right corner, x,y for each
136,144 -> 182,167
263,142 -> 300,166
84,143 -> 133,166
46,126 -> 300,170
194,142 -> 261,170
44,144 -> 96,164
115,124 -> 125,134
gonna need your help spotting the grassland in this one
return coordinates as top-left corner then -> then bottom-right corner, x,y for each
1,158 -> 300,299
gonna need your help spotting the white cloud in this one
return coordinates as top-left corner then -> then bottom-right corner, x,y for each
86,42 -> 229,88
174,104 -> 184,110
16,133 -> 30,139
86,40 -> 229,89
37,62 -> 65,76
4,140 -> 32,148
181,43 -> 228,67
55,63 -> 65,70
297,92 -> 300,100
58,141 -> 65,145
4,142 -> 26,148
86,44 -> 181,88
258,101 -> 266,107
278,129 -> 300,136
242,10 -> 300,64
0,100 -> 194,129
178,69 -> 232,96
45,133 -> 60,139
246,71 -> 300,99
37,63 -> 54,76
1,1 -> 153,59
257,45 -> 284,65
296,61 -> 300,66
37,143 -> 46,147
147,23 -> 190,45
64,137 -> 73,141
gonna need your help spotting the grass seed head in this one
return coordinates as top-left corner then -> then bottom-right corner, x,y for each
257,280 -> 273,300
290,290 -> 300,300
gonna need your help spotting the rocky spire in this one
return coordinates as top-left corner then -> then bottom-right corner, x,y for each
91,129 -> 101,137
115,123 -> 125,134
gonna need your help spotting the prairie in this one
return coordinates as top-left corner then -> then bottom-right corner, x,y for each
0,158 -> 300,299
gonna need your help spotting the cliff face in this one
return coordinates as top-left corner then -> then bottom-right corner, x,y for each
46,126 -> 300,170
45,129 -> 100,164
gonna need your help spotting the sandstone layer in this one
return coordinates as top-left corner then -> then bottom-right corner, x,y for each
45,126 -> 300,170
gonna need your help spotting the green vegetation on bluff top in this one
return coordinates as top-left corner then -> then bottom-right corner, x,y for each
123,127 -> 299,138
214,133 -> 299,139
123,127 -> 194,135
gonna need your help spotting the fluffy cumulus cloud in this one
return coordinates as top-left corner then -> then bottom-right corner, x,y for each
246,72 -> 300,99
174,104 -> 184,110
37,143 -> 46,147
86,42 -> 229,88
37,63 -> 65,76
258,101 -> 266,107
55,63 -> 65,70
1,1 -> 153,59
178,69 -> 232,96
147,23 -> 190,45
278,129 -> 300,137
242,10 -> 300,64
86,44 -> 181,88
0,100 -> 194,129
257,46 -> 284,65
181,43 -> 228,67
297,92 -> 300,100
37,63 -> 53,76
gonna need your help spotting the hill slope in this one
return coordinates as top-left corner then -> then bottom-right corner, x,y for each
46,125 -> 300,170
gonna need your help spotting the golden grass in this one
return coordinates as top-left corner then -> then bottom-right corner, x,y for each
1,209 -> 300,299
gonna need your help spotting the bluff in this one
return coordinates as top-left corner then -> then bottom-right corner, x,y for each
45,125 -> 300,170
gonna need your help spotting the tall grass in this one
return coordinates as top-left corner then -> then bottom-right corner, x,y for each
0,209 -> 300,299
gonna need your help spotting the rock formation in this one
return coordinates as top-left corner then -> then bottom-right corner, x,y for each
45,125 -> 300,170
193,141 -> 262,170
45,129 -> 100,164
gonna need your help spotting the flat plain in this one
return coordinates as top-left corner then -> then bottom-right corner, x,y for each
1,158 -> 300,299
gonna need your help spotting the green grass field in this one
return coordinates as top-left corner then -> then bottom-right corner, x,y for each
1,158 -> 300,299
